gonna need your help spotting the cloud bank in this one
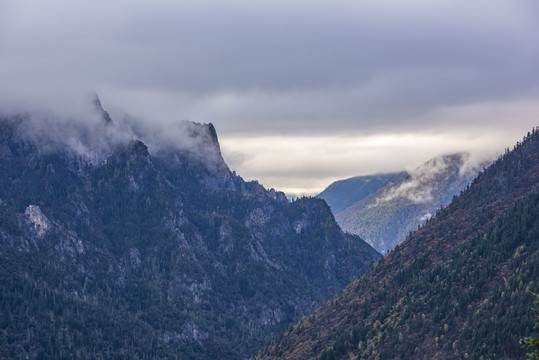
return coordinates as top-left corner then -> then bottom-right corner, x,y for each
5,94 -> 223,169
1,0 -> 538,194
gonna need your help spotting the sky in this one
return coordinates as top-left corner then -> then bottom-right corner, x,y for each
1,0 -> 538,195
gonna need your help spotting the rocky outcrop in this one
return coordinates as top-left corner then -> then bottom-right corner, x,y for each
24,205 -> 51,238
0,114 -> 380,359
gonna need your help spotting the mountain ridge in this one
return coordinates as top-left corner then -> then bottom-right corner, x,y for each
255,128 -> 539,360
317,172 -> 408,214
0,109 -> 380,359
335,152 -> 485,253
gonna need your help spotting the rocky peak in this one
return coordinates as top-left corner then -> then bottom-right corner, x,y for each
90,92 -> 113,125
184,121 -> 224,161
0,110 -> 382,359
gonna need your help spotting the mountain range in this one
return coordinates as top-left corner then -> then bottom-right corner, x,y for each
2,98 -> 537,360
0,102 -> 380,359
255,128 -> 539,359
319,153 -> 485,253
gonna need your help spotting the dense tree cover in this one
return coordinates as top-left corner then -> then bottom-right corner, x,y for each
255,128 -> 539,360
522,292 -> 539,359
0,118 -> 380,359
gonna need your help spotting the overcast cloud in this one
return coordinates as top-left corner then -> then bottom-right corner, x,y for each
1,0 -> 538,194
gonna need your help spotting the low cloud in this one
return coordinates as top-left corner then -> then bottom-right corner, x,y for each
376,154 -> 466,205
3,94 -> 222,168
1,0 -> 538,194
370,152 -> 489,207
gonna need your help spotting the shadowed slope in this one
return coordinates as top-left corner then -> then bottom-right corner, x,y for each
256,128 -> 539,360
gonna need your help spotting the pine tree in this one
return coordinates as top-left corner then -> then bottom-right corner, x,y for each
522,291 -> 539,359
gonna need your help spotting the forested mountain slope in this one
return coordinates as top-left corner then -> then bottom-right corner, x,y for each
317,172 -> 407,214
335,153 -> 484,253
255,128 -> 539,360
0,109 -> 380,359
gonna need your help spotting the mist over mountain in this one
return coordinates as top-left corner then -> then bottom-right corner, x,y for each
6,94 -> 225,171
317,172 -> 408,214
335,153 -> 488,253
0,102 -> 380,359
255,128 -> 539,360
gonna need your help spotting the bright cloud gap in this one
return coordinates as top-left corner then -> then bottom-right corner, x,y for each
220,130 -> 522,197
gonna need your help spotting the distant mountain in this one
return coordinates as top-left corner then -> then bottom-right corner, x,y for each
0,106 -> 380,359
317,172 -> 407,214
336,153 -> 485,253
255,128 -> 539,360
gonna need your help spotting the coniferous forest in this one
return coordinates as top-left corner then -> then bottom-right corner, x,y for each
1,1 -> 538,359
0,110 -> 538,359
255,128 -> 539,360
0,116 -> 380,359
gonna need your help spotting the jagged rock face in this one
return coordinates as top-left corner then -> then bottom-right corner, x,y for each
0,115 -> 380,359
24,205 -> 51,238
91,92 -> 113,124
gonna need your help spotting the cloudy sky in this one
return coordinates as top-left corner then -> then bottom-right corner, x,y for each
1,0 -> 538,195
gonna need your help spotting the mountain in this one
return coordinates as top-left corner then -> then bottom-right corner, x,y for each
0,107 -> 380,359
317,172 -> 407,214
255,128 -> 539,360
335,153 -> 485,253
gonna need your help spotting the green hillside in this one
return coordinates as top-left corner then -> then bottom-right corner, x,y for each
255,128 -> 539,360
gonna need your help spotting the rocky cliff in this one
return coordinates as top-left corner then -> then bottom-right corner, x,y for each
0,107 -> 380,359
